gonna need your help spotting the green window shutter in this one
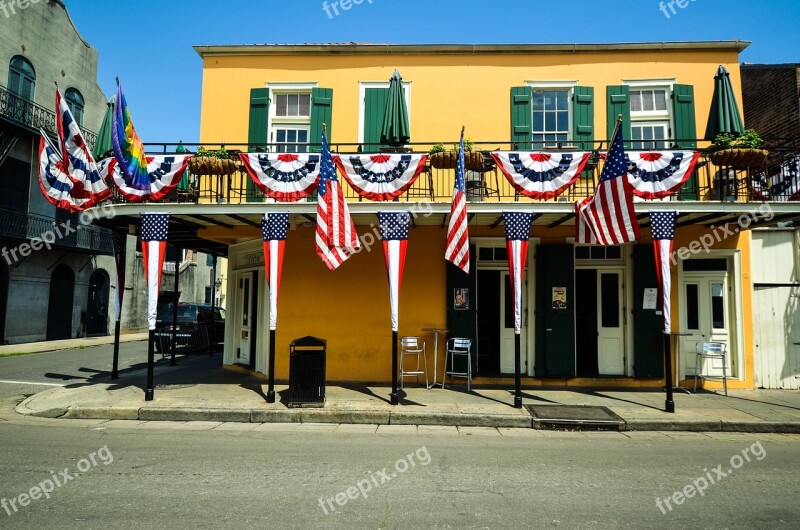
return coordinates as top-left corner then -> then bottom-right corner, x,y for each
247,88 -> 269,202
310,87 -> 333,152
606,85 -> 631,147
510,86 -> 532,150
572,86 -> 594,151
535,244 -> 575,377
363,88 -> 389,151
672,84 -> 699,199
632,244 -> 665,378
445,247 -> 478,372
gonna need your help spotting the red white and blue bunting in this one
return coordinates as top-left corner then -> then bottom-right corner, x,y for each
491,152 -> 591,200
334,153 -> 427,201
38,132 -> 99,213
239,153 -> 321,202
100,155 -> 191,202
625,151 -> 701,199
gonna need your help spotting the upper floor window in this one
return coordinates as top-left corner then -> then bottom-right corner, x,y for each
532,89 -> 570,149
269,88 -> 313,152
8,55 -> 35,100
64,88 -> 85,127
628,84 -> 672,150
275,93 -> 311,118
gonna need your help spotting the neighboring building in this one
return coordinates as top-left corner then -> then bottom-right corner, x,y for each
95,41 -> 800,392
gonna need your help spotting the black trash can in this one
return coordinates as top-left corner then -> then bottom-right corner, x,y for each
289,336 -> 327,407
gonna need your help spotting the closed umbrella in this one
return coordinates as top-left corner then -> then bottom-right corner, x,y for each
704,65 -> 745,141
176,141 -> 191,191
380,69 -> 410,147
91,95 -> 116,160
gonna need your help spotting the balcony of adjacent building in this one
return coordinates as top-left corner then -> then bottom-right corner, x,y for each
0,207 -> 114,256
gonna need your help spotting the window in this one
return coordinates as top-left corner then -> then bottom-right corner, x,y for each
629,86 -> 671,150
274,127 -> 309,153
630,89 -> 668,113
64,88 -> 85,127
711,282 -> 725,329
575,246 -> 621,261
8,56 -> 35,100
532,89 -> 570,148
275,94 -> 310,117
270,90 -> 312,152
685,284 -> 699,330
631,122 -> 668,150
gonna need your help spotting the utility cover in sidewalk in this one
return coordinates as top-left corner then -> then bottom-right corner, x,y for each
525,405 -> 625,431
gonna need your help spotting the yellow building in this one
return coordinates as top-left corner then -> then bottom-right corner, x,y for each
102,42 -> 800,396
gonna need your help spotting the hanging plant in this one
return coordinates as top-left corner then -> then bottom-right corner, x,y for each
709,129 -> 769,169
187,146 -> 238,176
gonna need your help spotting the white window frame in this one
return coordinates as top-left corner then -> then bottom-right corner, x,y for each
358,81 -> 412,146
266,82 -> 317,151
526,81 -> 577,148
630,121 -> 670,150
273,126 -> 311,153
623,79 -> 676,149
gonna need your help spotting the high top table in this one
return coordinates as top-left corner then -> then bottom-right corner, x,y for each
421,328 -> 448,389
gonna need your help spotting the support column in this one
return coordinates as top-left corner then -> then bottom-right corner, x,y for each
663,333 -> 675,413
390,331 -> 399,405
170,246 -> 180,366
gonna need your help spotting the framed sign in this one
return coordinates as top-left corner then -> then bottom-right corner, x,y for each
552,287 -> 567,309
643,288 -> 658,310
454,288 -> 469,310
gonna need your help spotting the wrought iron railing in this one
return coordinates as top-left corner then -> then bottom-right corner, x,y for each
0,84 -> 97,148
0,207 -> 114,255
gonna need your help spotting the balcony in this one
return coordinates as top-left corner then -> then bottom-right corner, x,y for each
0,84 -> 97,148
0,207 -> 114,255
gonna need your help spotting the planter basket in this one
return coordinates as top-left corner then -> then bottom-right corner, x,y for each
429,151 -> 490,171
708,148 -> 769,170
187,156 -> 238,176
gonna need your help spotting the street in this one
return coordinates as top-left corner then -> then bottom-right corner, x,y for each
1,346 -> 799,528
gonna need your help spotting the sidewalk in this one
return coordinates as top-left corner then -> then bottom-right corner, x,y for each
0,332 -> 148,355
13,355 -> 800,432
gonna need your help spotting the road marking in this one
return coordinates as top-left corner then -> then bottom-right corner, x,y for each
0,380 -> 66,387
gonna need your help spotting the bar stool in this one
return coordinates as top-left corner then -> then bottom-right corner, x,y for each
444,338 -> 472,391
399,336 -> 428,389
694,342 -> 729,396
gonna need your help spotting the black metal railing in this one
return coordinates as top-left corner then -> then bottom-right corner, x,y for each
0,84 -> 97,148
0,207 -> 114,255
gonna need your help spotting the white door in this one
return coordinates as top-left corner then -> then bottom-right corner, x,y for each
236,272 -> 253,363
500,271 -> 527,374
681,272 -> 733,378
597,270 -> 625,375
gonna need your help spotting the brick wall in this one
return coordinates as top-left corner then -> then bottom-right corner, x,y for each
741,64 -> 800,140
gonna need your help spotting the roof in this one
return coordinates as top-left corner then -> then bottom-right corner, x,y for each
194,41 -> 750,57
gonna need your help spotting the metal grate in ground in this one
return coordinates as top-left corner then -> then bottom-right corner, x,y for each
524,405 -> 625,431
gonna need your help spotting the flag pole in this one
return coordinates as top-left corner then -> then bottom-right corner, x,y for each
170,245 -> 180,366
111,230 -> 126,380
664,333 -> 675,413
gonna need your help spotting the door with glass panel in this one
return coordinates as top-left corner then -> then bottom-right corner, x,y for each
680,272 -> 732,378
596,270 -> 625,375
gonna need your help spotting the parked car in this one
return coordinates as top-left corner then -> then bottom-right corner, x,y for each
154,303 -> 225,354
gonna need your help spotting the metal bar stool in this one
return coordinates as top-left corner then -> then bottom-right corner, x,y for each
444,338 -> 472,391
399,336 -> 428,389
694,342 -> 728,396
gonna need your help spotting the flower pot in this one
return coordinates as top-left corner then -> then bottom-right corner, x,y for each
187,156 -> 238,176
708,148 -> 769,170
429,151 -> 457,169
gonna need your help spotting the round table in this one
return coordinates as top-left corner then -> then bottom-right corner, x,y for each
421,328 -> 448,389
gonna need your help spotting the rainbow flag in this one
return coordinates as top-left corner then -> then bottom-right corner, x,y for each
112,81 -> 149,191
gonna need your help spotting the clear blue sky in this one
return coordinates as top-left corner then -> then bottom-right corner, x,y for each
66,0 -> 800,144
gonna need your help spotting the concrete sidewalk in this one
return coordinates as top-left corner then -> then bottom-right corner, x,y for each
13,355 -> 800,432
0,332 -> 148,355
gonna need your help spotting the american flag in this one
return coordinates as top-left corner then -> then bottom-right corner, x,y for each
379,212 -> 411,333
503,212 -> 534,334
315,131 -> 360,270
577,123 -> 640,245
112,231 -> 126,323
263,213 -> 288,331
445,130 -> 470,274
651,210 -> 678,334
140,213 -> 170,330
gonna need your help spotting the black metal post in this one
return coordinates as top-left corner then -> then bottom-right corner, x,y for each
514,333 -> 522,408
111,320 -> 121,379
390,331 -> 399,405
170,246 -> 180,366
145,329 -> 155,401
266,329 -> 276,403
663,333 -> 675,413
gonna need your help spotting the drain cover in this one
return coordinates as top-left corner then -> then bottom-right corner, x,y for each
525,405 -> 624,430
155,384 -> 196,391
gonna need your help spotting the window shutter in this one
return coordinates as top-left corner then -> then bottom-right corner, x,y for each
445,246 -> 478,372
572,86 -> 594,150
310,87 -> 333,152
363,88 -> 389,151
633,244 -> 665,378
510,86 -> 532,150
606,85 -> 631,147
672,84 -> 699,200
246,88 -> 269,202
535,244 -> 575,377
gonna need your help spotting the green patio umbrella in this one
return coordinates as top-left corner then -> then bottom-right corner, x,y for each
704,65 -> 745,141
176,141 -> 191,191
380,69 -> 410,147
91,95 -> 116,160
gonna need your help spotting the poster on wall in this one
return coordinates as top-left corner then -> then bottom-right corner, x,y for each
552,287 -> 567,309
643,288 -> 658,310
454,288 -> 469,310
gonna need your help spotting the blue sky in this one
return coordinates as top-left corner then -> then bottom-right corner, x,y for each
66,0 -> 800,144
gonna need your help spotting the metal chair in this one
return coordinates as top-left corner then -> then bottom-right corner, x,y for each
399,336 -> 428,389
444,338 -> 472,391
694,342 -> 729,396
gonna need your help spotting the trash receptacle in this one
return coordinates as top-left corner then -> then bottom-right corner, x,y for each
289,336 -> 327,407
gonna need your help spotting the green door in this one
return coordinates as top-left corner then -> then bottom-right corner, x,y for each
363,88 -> 389,152
633,245 -> 665,377
535,244 -> 575,377
446,248 -> 477,373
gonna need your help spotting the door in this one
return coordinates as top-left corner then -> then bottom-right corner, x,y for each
500,271 -> 527,374
681,272 -> 733,378
236,273 -> 253,364
597,270 -> 625,375
47,265 -> 74,340
535,244 -> 575,377
86,270 -> 110,335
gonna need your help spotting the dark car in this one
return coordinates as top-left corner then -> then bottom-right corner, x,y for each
154,303 -> 226,354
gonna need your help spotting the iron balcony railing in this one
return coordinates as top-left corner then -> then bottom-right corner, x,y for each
0,84 -> 97,149
100,139 -> 800,206
0,207 -> 114,255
